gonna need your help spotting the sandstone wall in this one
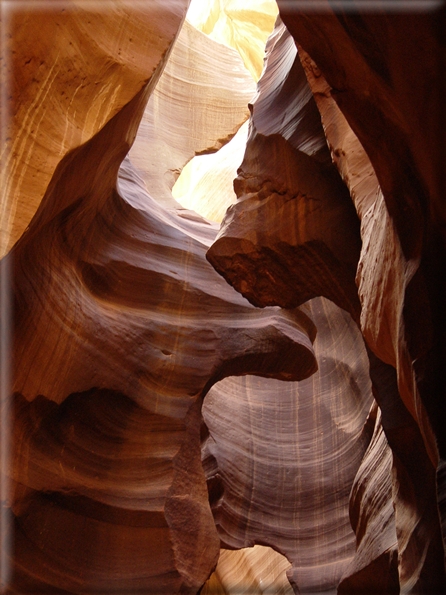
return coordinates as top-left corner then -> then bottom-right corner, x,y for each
1,1 -> 445,594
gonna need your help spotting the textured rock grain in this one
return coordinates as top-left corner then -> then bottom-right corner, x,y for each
207,8 -> 445,593
207,20 -> 362,320
186,0 -> 279,81
202,297 -> 374,593
2,2 -> 445,593
201,545 -> 293,595
297,43 -> 445,593
6,104 -> 317,594
338,404 -> 399,593
0,0 -> 189,256
128,19 -> 255,208
276,17 -> 446,579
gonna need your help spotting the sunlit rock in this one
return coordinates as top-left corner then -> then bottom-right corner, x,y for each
169,0 -> 280,223
6,131 -> 316,591
202,545 -> 294,595
0,0 -> 189,256
186,0 -> 279,81
207,7 -> 445,593
172,122 -> 249,222
207,20 -> 362,319
2,0 -> 445,593
296,40 -> 444,595
128,19 -> 255,209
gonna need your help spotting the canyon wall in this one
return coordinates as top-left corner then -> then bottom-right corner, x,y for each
1,1 -> 445,594
208,4 -> 445,593
0,0 -> 190,257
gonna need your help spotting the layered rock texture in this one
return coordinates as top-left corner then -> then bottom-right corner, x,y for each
0,0 -> 189,257
1,0 -> 445,594
208,4 -> 445,593
202,297 -> 375,592
128,18 -> 256,209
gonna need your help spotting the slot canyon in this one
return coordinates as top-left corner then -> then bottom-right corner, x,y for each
0,0 -> 445,593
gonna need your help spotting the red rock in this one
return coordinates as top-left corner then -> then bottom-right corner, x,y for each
5,105 -> 316,592
2,2 -> 445,593
0,1 -> 189,257
207,9 -> 445,593
202,297 -> 375,593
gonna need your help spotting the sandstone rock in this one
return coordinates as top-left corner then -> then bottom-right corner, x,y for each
172,121 -> 249,223
207,9 -> 445,594
202,297 -> 374,593
278,1 -> 446,247
207,20 -> 362,320
186,0 -> 279,81
0,0 -> 190,257
2,1 -> 445,593
128,19 -> 255,209
201,545 -> 294,595
338,403 -> 399,594
296,41 -> 445,595
5,101 -> 317,591
276,10 -> 446,548
170,0 -> 279,224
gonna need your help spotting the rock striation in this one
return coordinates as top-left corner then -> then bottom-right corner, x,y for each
208,5 -> 446,594
185,0 -> 279,81
172,121 -> 250,223
128,18 -> 255,209
207,19 -> 363,320
6,140 -> 317,592
200,545 -> 294,595
297,44 -> 444,593
202,297 -> 375,593
1,5 -> 318,588
1,1 -> 445,594
0,0 -> 189,257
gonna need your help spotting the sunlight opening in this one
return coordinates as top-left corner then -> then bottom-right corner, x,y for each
172,0 -> 279,222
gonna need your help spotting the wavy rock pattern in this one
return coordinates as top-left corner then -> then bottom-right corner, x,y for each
294,38 -> 445,595
128,19 -> 255,208
276,12 -> 446,582
186,0 -> 279,81
207,19 -> 362,320
0,0 -> 189,256
202,297 -> 374,593
338,404 -> 398,594
5,82 -> 317,591
2,1 -> 445,594
201,545 -> 293,595
208,6 -> 445,594
170,0 -> 279,223
172,121 -> 249,223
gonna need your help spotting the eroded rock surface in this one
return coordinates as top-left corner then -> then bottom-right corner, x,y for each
207,9 -> 445,594
128,19 -> 255,208
4,77 -> 316,594
0,0 -> 189,256
172,121 -> 250,222
297,45 -> 444,593
186,0 -> 279,81
207,20 -> 362,319
2,1 -> 445,594
202,297 -> 375,593
201,545 -> 293,595
338,404 -> 399,594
